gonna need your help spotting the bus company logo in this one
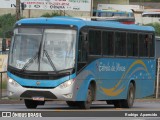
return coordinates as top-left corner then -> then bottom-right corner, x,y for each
2,112 -> 11,117
36,81 -> 40,86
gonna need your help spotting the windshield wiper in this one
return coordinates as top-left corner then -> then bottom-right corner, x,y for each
43,49 -> 57,72
20,52 -> 38,71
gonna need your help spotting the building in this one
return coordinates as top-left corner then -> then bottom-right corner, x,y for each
0,0 -> 129,18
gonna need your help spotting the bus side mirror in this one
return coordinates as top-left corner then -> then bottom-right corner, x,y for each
2,38 -> 6,51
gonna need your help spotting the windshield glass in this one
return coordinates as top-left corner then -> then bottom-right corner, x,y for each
9,28 -> 76,72
40,29 -> 76,71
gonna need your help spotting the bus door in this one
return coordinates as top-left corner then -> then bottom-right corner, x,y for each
77,28 -> 88,72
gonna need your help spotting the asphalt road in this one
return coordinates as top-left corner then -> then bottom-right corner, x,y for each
0,101 -> 160,111
0,101 -> 160,120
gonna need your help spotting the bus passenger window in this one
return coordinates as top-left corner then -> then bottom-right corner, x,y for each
139,34 -> 153,57
144,34 -> 154,57
89,30 -> 101,55
149,35 -> 154,57
127,33 -> 138,57
78,32 -> 88,62
115,32 -> 126,56
102,31 -> 114,56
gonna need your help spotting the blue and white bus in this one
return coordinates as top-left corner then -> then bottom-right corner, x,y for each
142,12 -> 160,18
7,16 -> 156,109
93,10 -> 135,24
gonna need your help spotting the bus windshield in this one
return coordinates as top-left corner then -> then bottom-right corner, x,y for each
9,28 -> 76,72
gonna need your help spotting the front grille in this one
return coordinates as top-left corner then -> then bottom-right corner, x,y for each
20,90 -> 57,99
22,86 -> 55,89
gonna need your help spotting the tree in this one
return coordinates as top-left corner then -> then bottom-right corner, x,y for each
0,14 -> 17,38
145,22 -> 160,36
41,12 -> 62,17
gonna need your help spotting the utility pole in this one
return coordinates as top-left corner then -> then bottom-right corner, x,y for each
16,0 -> 20,20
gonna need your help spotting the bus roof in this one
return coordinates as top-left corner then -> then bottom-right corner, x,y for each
93,10 -> 133,13
142,12 -> 160,15
16,16 -> 155,32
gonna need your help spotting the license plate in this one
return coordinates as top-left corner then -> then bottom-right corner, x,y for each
32,97 -> 44,101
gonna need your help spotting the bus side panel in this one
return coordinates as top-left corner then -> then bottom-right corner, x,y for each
75,58 -> 156,101
97,58 -> 156,100
75,60 -> 98,101
140,59 -> 156,98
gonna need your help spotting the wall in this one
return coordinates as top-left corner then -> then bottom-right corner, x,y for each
93,0 -> 129,8
93,0 -> 109,8
0,0 -> 129,17
110,0 -> 129,4
0,8 -> 90,17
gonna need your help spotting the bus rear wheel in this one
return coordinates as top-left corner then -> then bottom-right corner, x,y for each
121,83 -> 135,108
79,85 -> 94,109
113,83 -> 135,108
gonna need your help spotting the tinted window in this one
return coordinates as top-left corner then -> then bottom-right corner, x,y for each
148,34 -> 154,57
139,34 -> 149,57
127,33 -> 138,56
115,32 -> 126,56
89,30 -> 101,55
102,31 -> 114,56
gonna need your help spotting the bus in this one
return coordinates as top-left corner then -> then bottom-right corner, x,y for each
93,4 -> 139,24
93,10 -> 135,24
142,12 -> 160,18
141,12 -> 160,24
7,16 -> 156,109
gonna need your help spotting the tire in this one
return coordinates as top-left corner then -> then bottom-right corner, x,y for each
78,85 -> 94,109
121,83 -> 135,108
113,83 -> 135,108
24,99 -> 40,109
66,101 -> 78,107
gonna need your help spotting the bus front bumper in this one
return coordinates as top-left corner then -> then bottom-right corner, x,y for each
7,78 -> 77,101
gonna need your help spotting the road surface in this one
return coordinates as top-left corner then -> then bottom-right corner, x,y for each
0,100 -> 160,118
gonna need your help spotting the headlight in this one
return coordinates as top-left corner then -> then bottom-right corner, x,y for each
59,79 -> 75,89
8,78 -> 20,87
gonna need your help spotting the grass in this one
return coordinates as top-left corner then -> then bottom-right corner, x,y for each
0,73 -> 8,89
2,80 -> 7,89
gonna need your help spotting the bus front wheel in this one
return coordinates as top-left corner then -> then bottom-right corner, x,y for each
79,85 -> 94,109
24,99 -> 45,109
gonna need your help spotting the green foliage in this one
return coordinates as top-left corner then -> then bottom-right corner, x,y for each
41,12 -> 62,17
0,14 -> 17,38
145,22 -> 160,36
